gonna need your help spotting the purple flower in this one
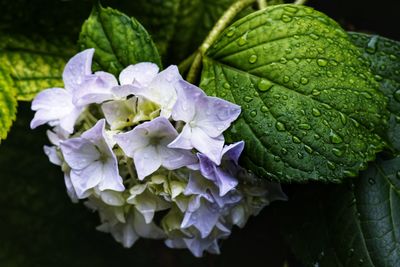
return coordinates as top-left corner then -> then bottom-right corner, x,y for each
115,117 -> 197,180
60,119 -> 124,198
198,141 -> 244,196
30,49 -> 95,133
168,80 -> 241,164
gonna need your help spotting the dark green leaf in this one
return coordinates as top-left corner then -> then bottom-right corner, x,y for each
277,155 -> 400,267
349,32 -> 400,153
0,67 -> 17,141
0,34 -> 76,101
200,4 -> 389,182
79,4 -> 161,75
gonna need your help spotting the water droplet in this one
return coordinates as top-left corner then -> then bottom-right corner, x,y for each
258,79 -> 273,92
275,122 -> 286,131
299,123 -> 311,130
368,178 -> 376,185
260,106 -> 268,113
238,33 -> 248,46
389,54 -> 397,60
281,14 -> 292,23
283,6 -> 298,13
393,89 -> 400,102
304,145 -> 313,154
312,90 -> 320,96
366,35 -> 378,54
226,27 -> 235,37
344,170 -> 357,177
250,111 -> 257,117
300,77 -> 309,85
317,59 -> 328,67
361,92 -> 372,99
249,54 -> 258,63
280,57 -> 288,64
281,148 -> 288,155
244,96 -> 253,103
332,148 -> 343,157
223,82 -> 230,89
312,108 -> 321,116
327,161 -> 336,170
283,76 -> 290,83
292,136 -> 301,143
310,33 -> 319,40
339,113 -> 347,125
330,131 -> 343,144
314,134 -> 320,139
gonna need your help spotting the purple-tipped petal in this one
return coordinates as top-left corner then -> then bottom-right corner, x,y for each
221,141 -> 244,165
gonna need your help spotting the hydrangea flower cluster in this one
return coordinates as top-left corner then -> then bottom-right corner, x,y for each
31,49 -> 287,257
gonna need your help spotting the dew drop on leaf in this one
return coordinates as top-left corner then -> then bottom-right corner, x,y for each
248,54 -> 258,63
257,79 -> 273,92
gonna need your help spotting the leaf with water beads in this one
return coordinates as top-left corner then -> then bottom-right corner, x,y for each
200,4 -> 389,183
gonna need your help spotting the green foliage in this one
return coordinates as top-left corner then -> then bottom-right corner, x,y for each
200,4 -> 389,183
0,67 -> 17,142
79,4 -> 162,75
0,34 -> 76,101
276,155 -> 400,267
350,32 -> 400,153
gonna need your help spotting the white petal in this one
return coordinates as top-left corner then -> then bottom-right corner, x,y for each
133,146 -> 162,180
100,190 -> 125,206
115,128 -> 150,158
98,159 -> 125,192
64,173 -> 79,203
191,128 -> 224,165
60,138 -> 100,169
119,62 -> 159,86
133,209 -> 165,239
168,125 -> 193,150
73,71 -> 118,106
43,145 -> 61,166
30,88 -> 75,129
63,48 -> 94,92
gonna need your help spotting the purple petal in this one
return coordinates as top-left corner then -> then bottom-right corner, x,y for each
43,145 -> 61,166
168,125 -> 193,150
171,80 -> 202,122
73,71 -> 118,106
64,173 -> 78,203
214,167 -> 238,196
60,138 -> 100,169
63,48 -> 94,92
191,128 -> 224,165
98,159 -> 124,192
221,141 -> 244,164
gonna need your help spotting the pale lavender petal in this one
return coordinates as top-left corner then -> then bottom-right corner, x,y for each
111,84 -> 137,98
133,146 -> 162,180
43,145 -> 61,166
102,98 -> 137,130
98,159 -> 124,192
168,125 -> 193,150
58,106 -> 83,133
181,202 -> 220,238
81,119 -> 105,145
60,138 -> 99,169
73,71 -> 118,106
30,88 -> 75,129
62,48 -> 94,92
115,128 -> 150,157
191,128 -> 224,165
64,173 -> 78,203
119,62 -> 159,86
195,97 -> 241,138
171,80 -> 201,122
158,145 -> 197,170
222,141 -> 244,164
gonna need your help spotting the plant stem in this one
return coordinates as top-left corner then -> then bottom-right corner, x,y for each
294,0 -> 308,5
257,0 -> 267,9
178,52 -> 196,74
186,0 -> 257,83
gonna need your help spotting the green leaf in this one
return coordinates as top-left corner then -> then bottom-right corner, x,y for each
349,32 -> 400,153
167,0 -> 253,63
200,4 -> 389,182
0,67 -> 17,142
277,155 -> 400,267
0,34 -> 76,101
79,4 -> 161,75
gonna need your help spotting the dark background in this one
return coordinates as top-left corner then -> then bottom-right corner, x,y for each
0,0 -> 399,266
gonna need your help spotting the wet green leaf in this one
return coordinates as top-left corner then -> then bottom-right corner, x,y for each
350,32 -> 400,154
79,4 -> 161,75
200,4 -> 389,182
0,34 -> 76,101
0,67 -> 17,142
277,155 -> 400,267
